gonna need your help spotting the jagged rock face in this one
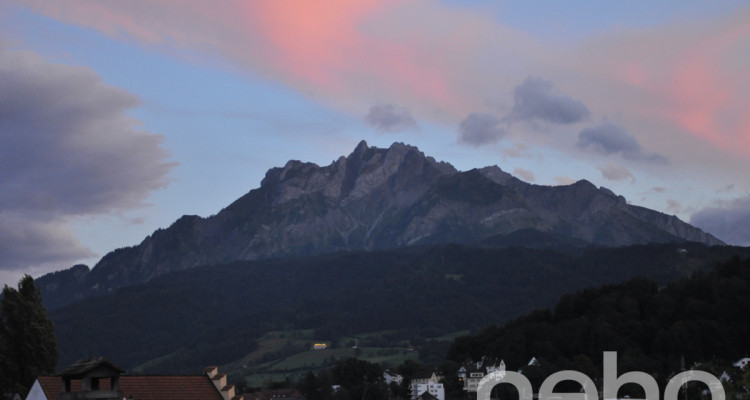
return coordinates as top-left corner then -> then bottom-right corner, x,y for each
37,140 -> 723,309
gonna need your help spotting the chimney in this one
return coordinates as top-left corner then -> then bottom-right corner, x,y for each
211,373 -> 227,392
204,366 -> 218,379
221,384 -> 236,400
206,366 -> 234,400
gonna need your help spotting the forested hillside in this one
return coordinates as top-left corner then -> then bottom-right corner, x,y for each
447,255 -> 750,389
50,241 -> 749,374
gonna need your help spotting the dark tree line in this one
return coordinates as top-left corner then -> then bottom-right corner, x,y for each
0,275 -> 58,397
298,358 -> 389,400
447,255 -> 750,391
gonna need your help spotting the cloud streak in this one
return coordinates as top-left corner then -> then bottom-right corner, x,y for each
14,1 -> 750,155
10,1 -> 546,121
0,47 -> 173,272
570,6 -> 750,161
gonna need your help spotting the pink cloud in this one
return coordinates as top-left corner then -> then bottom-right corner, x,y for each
13,0 -> 533,120
663,22 -> 749,150
239,1 -> 382,91
14,0 -> 750,156
601,11 -> 750,155
234,1 -> 463,114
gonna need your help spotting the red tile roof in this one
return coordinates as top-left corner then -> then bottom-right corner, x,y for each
37,375 -> 224,400
58,357 -> 125,377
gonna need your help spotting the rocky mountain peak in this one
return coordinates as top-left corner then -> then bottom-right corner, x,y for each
569,180 -> 628,209
338,141 -> 456,201
343,141 -> 454,174
350,139 -> 370,158
259,141 -> 457,205
478,166 -> 514,185
572,179 -> 597,190
36,140 -> 725,310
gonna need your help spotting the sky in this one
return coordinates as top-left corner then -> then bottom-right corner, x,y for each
1,1 -> 749,288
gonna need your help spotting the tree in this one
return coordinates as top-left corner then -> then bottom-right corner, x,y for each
0,275 -> 58,396
332,358 -> 383,400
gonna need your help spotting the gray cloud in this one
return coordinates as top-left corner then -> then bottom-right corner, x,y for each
666,199 -> 682,214
0,47 -> 174,272
364,103 -> 417,133
597,163 -> 635,182
0,213 -> 95,270
512,168 -> 535,183
718,184 -> 735,193
458,112 -> 505,147
508,77 -> 590,124
690,196 -> 750,246
500,143 -> 530,159
555,176 -> 576,186
577,122 -> 667,163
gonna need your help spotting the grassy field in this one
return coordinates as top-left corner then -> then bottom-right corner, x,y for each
220,329 -> 430,388
234,346 -> 419,387
134,328 -> 462,388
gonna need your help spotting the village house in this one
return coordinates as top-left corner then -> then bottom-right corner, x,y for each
26,357 -> 233,400
734,358 -> 750,370
415,391 -> 439,400
409,371 -> 444,400
457,358 -> 505,393
383,370 -> 404,385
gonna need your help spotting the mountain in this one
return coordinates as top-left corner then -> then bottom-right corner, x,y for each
37,140 -> 722,309
48,241 -> 750,373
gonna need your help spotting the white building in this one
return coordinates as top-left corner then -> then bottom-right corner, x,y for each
734,357 -> 750,369
457,358 -> 504,393
410,372 -> 444,400
384,370 -> 404,385
411,382 -> 444,400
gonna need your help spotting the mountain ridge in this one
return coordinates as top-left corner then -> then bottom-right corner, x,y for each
37,140 -> 723,309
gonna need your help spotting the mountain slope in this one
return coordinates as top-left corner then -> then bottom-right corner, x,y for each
49,242 -> 749,373
37,141 -> 722,309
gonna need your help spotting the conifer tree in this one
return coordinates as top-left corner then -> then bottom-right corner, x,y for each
0,275 -> 58,397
